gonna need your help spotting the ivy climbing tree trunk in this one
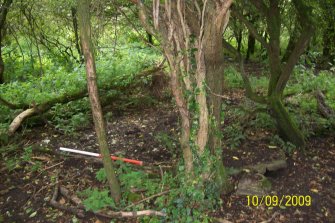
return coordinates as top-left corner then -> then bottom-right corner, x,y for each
78,0 -> 121,203
135,0 -> 232,187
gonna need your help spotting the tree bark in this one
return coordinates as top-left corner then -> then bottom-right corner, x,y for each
246,33 -> 255,61
78,0 -> 121,203
232,0 -> 314,147
71,7 -> 83,62
136,1 -> 232,182
0,0 -> 13,84
268,95 -> 305,146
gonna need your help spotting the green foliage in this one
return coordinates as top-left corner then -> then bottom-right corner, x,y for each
79,188 -> 116,212
1,145 -> 41,172
250,112 -> 276,130
223,123 -> 245,149
50,101 -> 90,134
154,132 -> 177,154
95,168 -> 107,183
224,66 -> 243,89
84,156 -> 224,222
271,135 -> 297,155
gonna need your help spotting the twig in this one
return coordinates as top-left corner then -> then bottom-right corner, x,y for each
260,212 -> 280,223
123,190 -> 171,210
96,209 -> 166,218
213,218 -> 233,223
42,161 -> 64,172
49,177 -> 85,218
59,186 -> 84,208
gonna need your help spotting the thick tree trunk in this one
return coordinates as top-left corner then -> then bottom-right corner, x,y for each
78,0 -> 121,203
269,95 -> 305,147
204,31 -> 225,153
136,0 -> 232,184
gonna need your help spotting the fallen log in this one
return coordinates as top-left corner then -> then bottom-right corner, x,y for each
5,65 -> 164,135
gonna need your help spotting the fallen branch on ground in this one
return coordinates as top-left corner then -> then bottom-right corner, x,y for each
123,189 -> 171,210
50,184 -> 166,219
97,210 -> 166,218
50,180 -> 85,218
6,65 -> 164,135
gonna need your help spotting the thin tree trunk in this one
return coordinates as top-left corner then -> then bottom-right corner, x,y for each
147,32 -> 153,45
78,0 -> 121,203
71,7 -> 83,62
246,33 -> 255,61
0,0 -> 13,84
236,30 -> 242,53
0,49 -> 4,84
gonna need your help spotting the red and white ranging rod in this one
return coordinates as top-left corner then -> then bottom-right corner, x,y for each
59,147 -> 143,166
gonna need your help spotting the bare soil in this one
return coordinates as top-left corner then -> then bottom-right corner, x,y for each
1,93 -> 334,222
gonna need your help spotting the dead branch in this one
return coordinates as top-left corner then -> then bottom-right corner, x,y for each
260,212 -> 280,223
8,107 -> 38,135
213,218 -> 233,223
123,190 -> 171,210
6,65 -> 163,135
50,181 -> 85,218
96,209 -> 166,218
59,186 -> 84,208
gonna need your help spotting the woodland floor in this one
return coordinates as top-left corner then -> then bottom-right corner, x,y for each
1,65 -> 334,222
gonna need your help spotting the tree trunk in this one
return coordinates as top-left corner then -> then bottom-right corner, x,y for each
0,0 -> 13,84
0,50 -> 4,84
78,0 -> 121,203
137,1 -> 232,183
203,25 -> 225,153
246,33 -> 255,61
282,22 -> 299,63
147,32 -> 153,45
71,7 -> 83,62
269,95 -> 305,147
236,30 -> 242,53
232,0 -> 313,148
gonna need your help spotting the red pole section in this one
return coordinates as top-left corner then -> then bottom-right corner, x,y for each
109,156 -> 143,166
59,147 -> 143,166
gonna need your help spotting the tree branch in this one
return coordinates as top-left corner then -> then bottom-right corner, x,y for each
275,0 -> 315,93
222,39 -> 267,104
137,1 -> 156,36
249,0 -> 268,17
231,9 -> 269,50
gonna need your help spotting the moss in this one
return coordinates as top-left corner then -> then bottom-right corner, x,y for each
269,95 -> 306,147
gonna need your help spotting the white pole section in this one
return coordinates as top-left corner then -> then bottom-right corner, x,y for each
59,147 -> 100,157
